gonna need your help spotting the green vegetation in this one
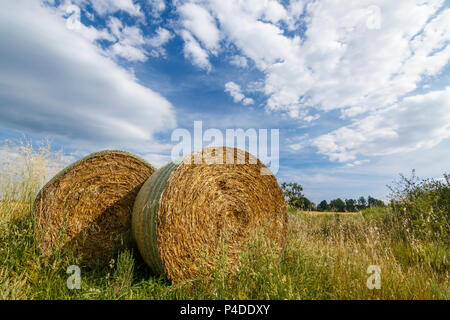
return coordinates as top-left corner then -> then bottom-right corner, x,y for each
388,170 -> 449,241
281,182 -> 385,212
0,140 -> 448,299
281,182 -> 311,210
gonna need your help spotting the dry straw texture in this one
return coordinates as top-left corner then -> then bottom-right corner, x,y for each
34,150 -> 154,265
132,147 -> 287,282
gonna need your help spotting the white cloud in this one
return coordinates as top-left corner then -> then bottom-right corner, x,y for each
53,2 -> 174,62
148,27 -> 174,57
345,160 -> 370,168
287,134 -> 309,151
87,0 -> 143,17
172,0 -> 450,164
175,1 -> 449,119
229,55 -> 248,68
59,6 -> 173,62
177,2 -> 221,70
225,82 -> 245,102
148,0 -> 166,17
242,98 -> 254,106
312,87 -> 450,162
304,114 -> 320,123
109,43 -> 148,62
141,152 -> 172,168
224,82 -> 254,106
57,3 -> 115,42
288,143 -> 302,151
261,0 -> 289,24
59,0 -> 143,17
265,0 -> 449,117
178,3 -> 220,53
149,27 -> 173,47
246,81 -> 265,93
107,16 -> 149,61
180,30 -> 212,71
206,0 -> 294,70
0,0 -> 176,153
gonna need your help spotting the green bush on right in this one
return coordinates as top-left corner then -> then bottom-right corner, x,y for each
387,170 -> 449,242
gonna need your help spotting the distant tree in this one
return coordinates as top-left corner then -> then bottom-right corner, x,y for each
330,198 -> 346,212
281,182 -> 305,209
357,196 -> 367,210
303,197 -> 316,211
317,200 -> 328,212
345,199 -> 357,212
368,196 -> 385,207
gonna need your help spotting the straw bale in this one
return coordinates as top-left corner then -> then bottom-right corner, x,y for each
34,150 -> 154,265
132,147 -> 287,281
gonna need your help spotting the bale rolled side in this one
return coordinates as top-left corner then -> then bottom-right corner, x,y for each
132,147 -> 287,282
34,150 -> 155,265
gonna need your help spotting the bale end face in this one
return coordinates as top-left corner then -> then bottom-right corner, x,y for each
132,147 -> 287,282
34,150 -> 155,266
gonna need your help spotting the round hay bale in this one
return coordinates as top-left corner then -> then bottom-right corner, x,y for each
132,147 -> 287,282
33,150 -> 155,265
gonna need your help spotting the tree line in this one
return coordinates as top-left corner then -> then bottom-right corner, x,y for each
281,182 -> 385,212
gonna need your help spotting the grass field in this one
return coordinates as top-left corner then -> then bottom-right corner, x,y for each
0,142 -> 448,299
1,201 -> 448,300
303,211 -> 359,216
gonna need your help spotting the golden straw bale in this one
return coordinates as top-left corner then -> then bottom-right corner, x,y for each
132,147 -> 287,282
33,150 -> 154,265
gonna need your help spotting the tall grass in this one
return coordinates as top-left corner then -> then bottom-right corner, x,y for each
0,140 -> 448,299
0,139 -> 68,299
388,170 -> 449,242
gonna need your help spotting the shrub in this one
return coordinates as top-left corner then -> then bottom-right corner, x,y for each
281,182 -> 309,209
388,170 -> 449,242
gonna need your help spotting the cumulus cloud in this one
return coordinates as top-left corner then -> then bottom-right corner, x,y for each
149,27 -> 173,47
180,30 -> 212,71
225,82 -> 245,102
304,114 -> 320,123
224,82 -> 254,106
345,160 -> 370,168
177,2 -> 221,69
85,0 -> 143,17
229,55 -> 248,68
107,16 -> 174,61
0,0 -> 176,152
312,87 -> 450,162
107,16 -> 149,61
242,98 -> 255,106
240,0 -> 446,117
178,3 -> 220,52
288,143 -> 302,151
60,4 -> 115,42
53,2 -> 173,62
148,0 -> 166,17
148,27 -> 173,57
171,0 -> 450,162
174,1 -> 449,115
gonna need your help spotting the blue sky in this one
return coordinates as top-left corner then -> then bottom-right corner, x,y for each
0,0 -> 449,203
